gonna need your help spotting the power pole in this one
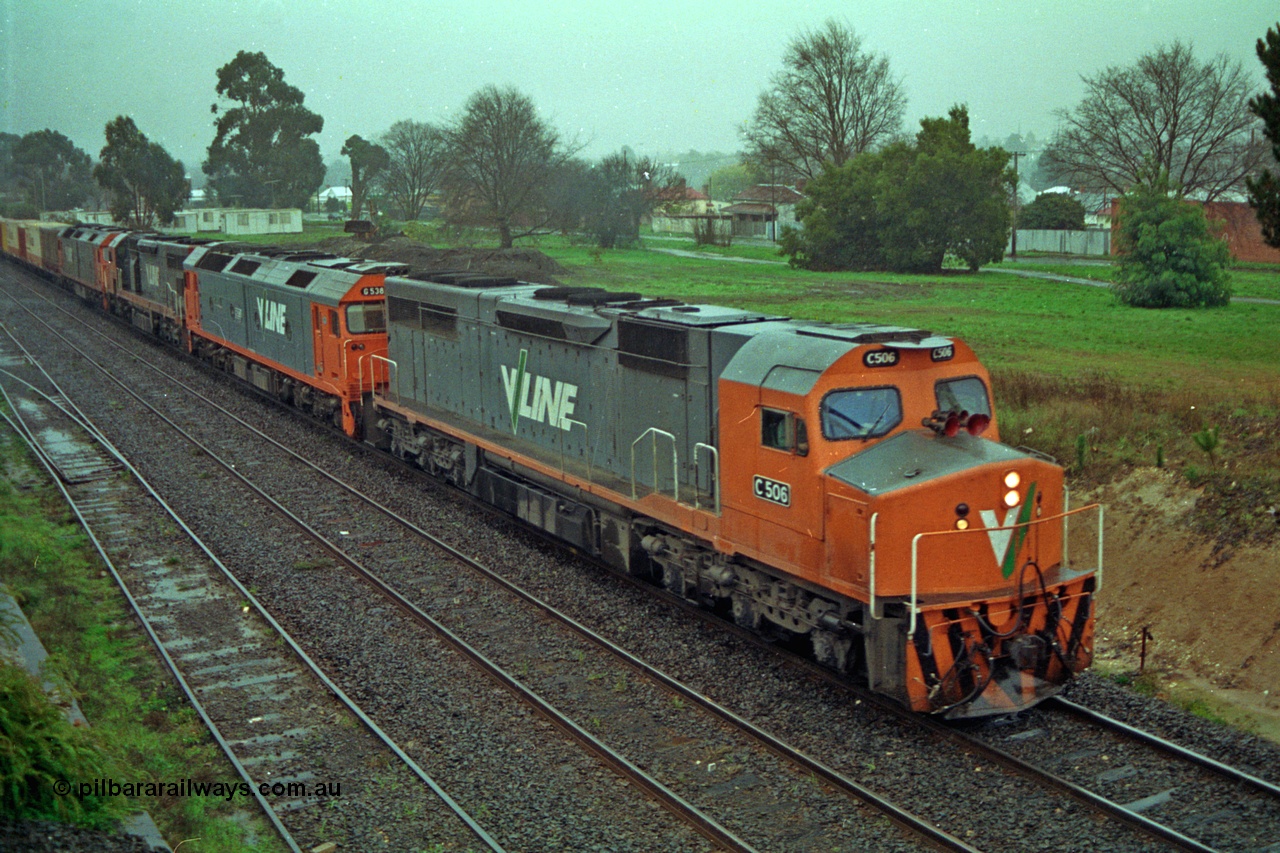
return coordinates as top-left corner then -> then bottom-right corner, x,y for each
1010,150 -> 1022,260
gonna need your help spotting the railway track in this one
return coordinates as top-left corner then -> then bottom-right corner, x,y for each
972,696 -> 1280,850
6,260 -> 1280,850
621,566 -> 1280,851
2,254 -> 971,850
0,323 -> 501,852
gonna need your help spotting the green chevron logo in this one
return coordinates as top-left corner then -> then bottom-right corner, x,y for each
980,481 -> 1037,578
499,349 -> 580,434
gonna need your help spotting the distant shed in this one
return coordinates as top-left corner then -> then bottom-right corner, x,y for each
220,208 -> 303,235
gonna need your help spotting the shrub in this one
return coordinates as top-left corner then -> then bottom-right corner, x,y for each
1019,192 -> 1086,230
1112,169 -> 1232,308
0,662 -> 125,826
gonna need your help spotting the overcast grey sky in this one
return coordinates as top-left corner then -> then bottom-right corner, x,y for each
2,0 -> 1275,177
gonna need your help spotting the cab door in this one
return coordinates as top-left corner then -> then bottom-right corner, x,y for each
755,394 -> 821,541
312,305 -> 326,377
312,304 -> 343,383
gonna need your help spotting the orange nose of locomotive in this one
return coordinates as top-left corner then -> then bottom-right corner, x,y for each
825,430 -> 1100,717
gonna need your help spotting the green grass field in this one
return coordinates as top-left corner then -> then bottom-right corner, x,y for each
513,235 -> 1280,394
521,232 -> 1280,528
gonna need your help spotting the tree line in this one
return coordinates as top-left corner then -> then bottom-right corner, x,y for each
0,49 -> 684,250
2,21 -> 1278,303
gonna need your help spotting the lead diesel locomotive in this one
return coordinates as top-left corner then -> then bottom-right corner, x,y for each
0,217 -> 1102,718
370,277 -> 1102,718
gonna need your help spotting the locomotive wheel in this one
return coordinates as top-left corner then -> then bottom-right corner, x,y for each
731,593 -> 761,630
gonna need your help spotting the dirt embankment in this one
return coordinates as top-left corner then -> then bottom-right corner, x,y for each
313,236 -> 568,284
1085,467 -> 1280,740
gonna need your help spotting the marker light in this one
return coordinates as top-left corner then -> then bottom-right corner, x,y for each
1003,471 -> 1021,489
1003,489 -> 1021,508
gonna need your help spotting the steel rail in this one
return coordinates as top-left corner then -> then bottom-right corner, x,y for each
0,383 -> 303,853
10,264 -> 978,852
0,291 -> 506,853
0,275 -> 751,853
1049,696 -> 1280,798
621,576 -> 1226,853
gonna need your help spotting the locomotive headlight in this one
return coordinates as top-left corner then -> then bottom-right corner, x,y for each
1003,471 -> 1021,489
955,518 -> 970,530
1003,489 -> 1021,508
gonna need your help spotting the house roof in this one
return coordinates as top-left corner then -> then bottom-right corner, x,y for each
657,185 -> 709,202
733,184 -> 804,205
723,202 -> 776,216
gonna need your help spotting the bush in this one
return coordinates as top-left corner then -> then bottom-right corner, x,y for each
1113,169 -> 1232,308
782,106 -> 1011,273
1019,192 -> 1086,230
0,662 -> 125,827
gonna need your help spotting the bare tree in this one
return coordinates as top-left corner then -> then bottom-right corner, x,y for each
380,120 -> 448,221
444,85 -> 576,247
742,20 -> 906,181
1043,42 -> 1266,201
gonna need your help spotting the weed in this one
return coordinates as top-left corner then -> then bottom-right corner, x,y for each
0,661 -> 129,827
1192,426 -> 1221,463
1181,698 -> 1229,726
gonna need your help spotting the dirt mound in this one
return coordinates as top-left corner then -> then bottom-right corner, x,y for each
1085,467 -> 1280,739
311,236 -> 568,284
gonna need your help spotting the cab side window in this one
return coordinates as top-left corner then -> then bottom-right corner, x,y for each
762,408 -> 810,456
762,408 -> 792,450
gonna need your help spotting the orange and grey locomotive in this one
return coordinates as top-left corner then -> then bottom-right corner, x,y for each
368,275 -> 1103,718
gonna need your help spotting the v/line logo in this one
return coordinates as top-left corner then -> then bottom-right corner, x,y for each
500,349 -> 579,433
256,297 -> 287,335
979,482 -> 1037,578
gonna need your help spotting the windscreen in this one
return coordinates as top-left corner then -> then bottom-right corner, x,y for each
935,376 -> 990,416
345,303 -> 386,334
820,387 -> 901,440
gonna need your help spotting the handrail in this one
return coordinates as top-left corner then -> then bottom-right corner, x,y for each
692,442 -> 719,513
356,351 -> 392,393
630,427 -> 678,503
369,354 -> 398,403
558,418 -> 591,481
868,512 -> 880,619
908,503 -> 1104,641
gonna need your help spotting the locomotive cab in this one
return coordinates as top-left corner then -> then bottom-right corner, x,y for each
718,324 -> 1101,718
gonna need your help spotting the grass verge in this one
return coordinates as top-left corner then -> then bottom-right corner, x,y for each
0,428 -> 284,851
